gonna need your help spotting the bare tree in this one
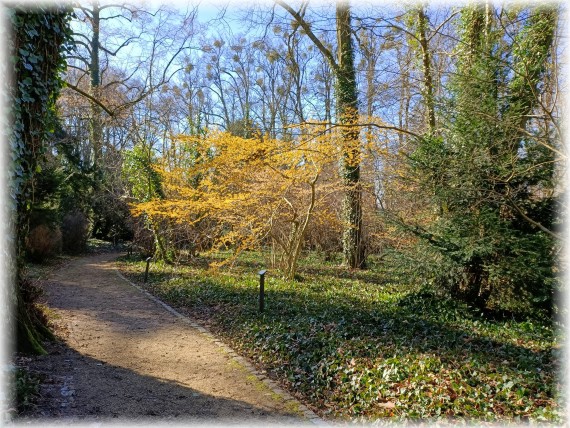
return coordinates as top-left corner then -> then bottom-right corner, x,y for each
66,1 -> 197,167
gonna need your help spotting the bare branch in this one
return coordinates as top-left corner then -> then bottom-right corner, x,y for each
295,121 -> 421,139
275,0 -> 339,73
66,55 -> 90,66
99,35 -> 139,56
427,11 -> 459,42
65,83 -> 115,117
507,198 -> 561,241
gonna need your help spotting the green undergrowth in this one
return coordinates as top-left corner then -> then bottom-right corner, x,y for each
115,251 -> 564,423
15,368 -> 41,414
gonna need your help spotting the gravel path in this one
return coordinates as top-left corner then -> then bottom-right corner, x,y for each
16,253 -> 317,426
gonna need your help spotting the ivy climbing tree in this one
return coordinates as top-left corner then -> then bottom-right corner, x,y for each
410,5 -> 559,314
9,5 -> 73,354
276,0 -> 366,269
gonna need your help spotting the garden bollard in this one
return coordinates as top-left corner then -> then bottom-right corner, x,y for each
258,269 -> 267,313
144,257 -> 152,283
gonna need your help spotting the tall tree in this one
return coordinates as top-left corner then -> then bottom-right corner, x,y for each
88,0 -> 103,166
277,0 -> 366,268
9,5 -> 72,353
67,2 -> 197,167
414,5 -> 436,133
410,4 -> 559,313
62,3 -> 197,241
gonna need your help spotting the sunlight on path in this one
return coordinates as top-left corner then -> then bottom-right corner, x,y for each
28,252 -> 318,424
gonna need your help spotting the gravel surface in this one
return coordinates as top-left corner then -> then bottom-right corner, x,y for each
14,253 -> 314,427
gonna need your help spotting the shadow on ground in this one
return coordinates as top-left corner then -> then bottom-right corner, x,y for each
15,253 -> 306,424
17,338 -> 302,424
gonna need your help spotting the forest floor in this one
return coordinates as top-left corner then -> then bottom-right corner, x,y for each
113,251 -> 562,423
14,252 -> 318,426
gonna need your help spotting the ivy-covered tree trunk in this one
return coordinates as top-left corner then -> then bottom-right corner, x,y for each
10,7 -> 72,354
336,2 -> 366,269
89,0 -> 104,168
416,6 -> 436,134
276,0 -> 366,269
411,5 -> 558,313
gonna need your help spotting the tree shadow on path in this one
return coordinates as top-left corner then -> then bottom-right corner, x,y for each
16,253 -> 307,425
19,338 -> 303,424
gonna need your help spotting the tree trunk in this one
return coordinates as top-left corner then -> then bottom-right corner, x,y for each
284,174 -> 319,279
276,0 -> 366,268
417,6 -> 436,133
11,7 -> 71,354
89,1 -> 104,167
336,2 -> 366,268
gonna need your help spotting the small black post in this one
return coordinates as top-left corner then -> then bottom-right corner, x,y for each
144,257 -> 152,283
258,269 -> 267,313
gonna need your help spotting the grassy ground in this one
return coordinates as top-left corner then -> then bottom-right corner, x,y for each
115,250 -> 564,423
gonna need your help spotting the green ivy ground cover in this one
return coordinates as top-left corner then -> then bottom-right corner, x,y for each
115,252 -> 564,423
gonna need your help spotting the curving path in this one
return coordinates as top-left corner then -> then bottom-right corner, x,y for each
20,252 -> 318,425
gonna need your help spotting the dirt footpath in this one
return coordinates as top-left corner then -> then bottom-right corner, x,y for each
17,253 -> 316,426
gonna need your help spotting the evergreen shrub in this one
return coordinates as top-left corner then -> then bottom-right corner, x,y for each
61,211 -> 90,253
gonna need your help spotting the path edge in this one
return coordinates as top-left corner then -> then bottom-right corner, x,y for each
113,266 -> 328,427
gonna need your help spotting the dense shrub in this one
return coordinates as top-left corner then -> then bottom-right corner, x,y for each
404,7 -> 559,316
61,211 -> 90,253
91,191 -> 133,242
26,224 -> 61,263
